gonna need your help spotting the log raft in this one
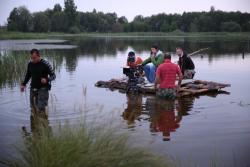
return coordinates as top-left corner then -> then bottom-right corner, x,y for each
95,78 -> 231,97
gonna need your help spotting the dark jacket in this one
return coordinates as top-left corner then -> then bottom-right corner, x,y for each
22,59 -> 56,89
178,53 -> 195,74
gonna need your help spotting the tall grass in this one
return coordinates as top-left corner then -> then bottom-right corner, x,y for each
0,117 -> 169,167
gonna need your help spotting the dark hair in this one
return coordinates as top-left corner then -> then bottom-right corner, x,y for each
30,49 -> 40,56
128,51 -> 135,57
176,47 -> 183,50
164,53 -> 171,60
151,45 -> 159,50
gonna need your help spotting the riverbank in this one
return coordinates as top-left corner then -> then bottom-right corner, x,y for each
1,29 -> 250,39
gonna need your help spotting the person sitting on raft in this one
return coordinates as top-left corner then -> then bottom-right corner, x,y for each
142,45 -> 164,83
126,51 -> 143,67
155,53 -> 183,99
176,47 -> 195,79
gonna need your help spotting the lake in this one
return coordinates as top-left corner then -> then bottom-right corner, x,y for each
0,36 -> 250,167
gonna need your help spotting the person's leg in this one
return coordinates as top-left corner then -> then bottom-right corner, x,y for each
144,64 -> 156,83
30,89 -> 38,111
143,65 -> 151,82
149,65 -> 156,83
37,88 -> 49,113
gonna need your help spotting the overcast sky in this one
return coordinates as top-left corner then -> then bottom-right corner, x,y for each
0,0 -> 249,25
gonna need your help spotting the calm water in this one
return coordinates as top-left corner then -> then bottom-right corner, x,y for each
0,37 -> 250,167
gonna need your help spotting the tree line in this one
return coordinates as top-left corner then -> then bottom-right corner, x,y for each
7,0 -> 250,33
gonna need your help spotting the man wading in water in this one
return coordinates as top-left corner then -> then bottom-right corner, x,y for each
20,49 -> 56,117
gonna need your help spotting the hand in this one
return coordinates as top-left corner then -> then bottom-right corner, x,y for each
20,85 -> 26,92
41,78 -> 47,84
176,85 -> 181,93
150,53 -> 155,58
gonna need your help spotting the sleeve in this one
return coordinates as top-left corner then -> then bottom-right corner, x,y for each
181,57 -> 188,73
22,63 -> 31,86
142,57 -> 151,66
188,57 -> 195,69
151,54 -> 164,66
43,60 -> 56,81
176,65 -> 181,75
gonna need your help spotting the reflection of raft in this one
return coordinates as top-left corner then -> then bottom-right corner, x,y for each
95,78 -> 231,97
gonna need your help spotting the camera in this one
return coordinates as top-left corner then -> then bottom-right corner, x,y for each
123,66 -> 143,79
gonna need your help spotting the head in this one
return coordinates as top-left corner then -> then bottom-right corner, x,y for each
128,51 -> 135,57
176,47 -> 183,57
30,49 -> 41,63
164,53 -> 171,61
151,45 -> 159,54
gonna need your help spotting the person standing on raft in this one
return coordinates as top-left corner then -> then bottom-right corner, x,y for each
155,53 -> 183,99
142,45 -> 164,83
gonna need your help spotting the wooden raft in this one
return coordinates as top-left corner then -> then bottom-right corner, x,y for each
95,78 -> 231,97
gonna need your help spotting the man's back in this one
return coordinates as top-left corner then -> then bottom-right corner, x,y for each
156,60 -> 181,88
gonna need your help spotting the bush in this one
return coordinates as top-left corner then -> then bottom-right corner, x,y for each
221,21 -> 241,32
68,26 -> 80,34
0,119 -> 168,167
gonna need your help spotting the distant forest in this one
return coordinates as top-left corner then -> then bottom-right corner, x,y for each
6,0 -> 250,33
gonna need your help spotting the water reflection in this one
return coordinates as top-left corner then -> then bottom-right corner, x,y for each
123,94 -> 195,141
0,37 -> 249,89
22,110 -> 50,138
69,37 -> 250,56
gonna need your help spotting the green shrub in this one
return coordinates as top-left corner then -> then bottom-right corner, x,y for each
1,119 -> 168,167
68,26 -> 80,34
221,21 -> 241,32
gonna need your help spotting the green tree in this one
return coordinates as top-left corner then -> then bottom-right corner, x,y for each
7,8 -> 18,31
160,21 -> 169,32
7,6 -> 32,32
33,12 -> 49,32
64,0 -> 77,30
51,4 -> 66,32
117,16 -> 128,24
53,3 -> 62,13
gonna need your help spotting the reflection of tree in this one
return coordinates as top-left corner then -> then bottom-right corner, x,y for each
122,95 -> 195,141
63,49 -> 78,73
72,37 -> 249,59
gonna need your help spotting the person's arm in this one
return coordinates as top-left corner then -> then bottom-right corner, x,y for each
176,66 -> 183,92
46,62 -> 56,82
142,57 -> 151,66
41,59 -> 56,84
20,63 -> 31,92
151,54 -> 164,66
187,56 -> 195,69
22,63 -> 31,86
155,67 -> 161,89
